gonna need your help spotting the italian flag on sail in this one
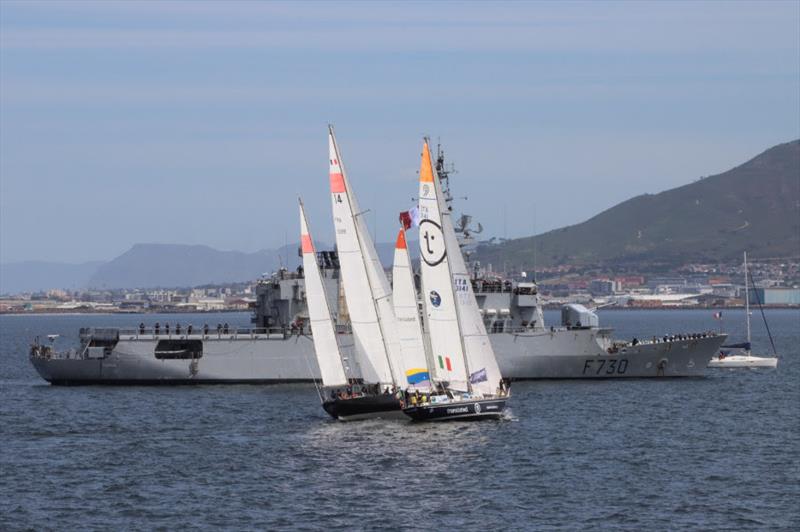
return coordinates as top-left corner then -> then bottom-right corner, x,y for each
438,355 -> 452,371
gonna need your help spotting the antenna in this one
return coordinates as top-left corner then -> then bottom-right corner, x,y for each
503,204 -> 507,240
531,205 -> 537,282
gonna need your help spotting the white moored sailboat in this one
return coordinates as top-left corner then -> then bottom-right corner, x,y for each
708,252 -> 779,369
402,139 -> 509,421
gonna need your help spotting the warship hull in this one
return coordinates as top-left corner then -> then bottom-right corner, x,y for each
493,330 -> 725,379
30,329 -> 725,384
31,332 -> 320,385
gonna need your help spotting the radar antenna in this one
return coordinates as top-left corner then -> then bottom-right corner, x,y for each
436,141 -> 481,263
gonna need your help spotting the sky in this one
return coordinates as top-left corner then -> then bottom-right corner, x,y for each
1,0 -> 798,264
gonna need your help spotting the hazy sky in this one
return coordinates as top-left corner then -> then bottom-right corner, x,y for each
1,0 -> 798,263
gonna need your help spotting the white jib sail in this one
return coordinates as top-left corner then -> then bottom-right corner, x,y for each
392,228 -> 432,390
417,140 -> 503,397
328,126 -> 403,386
299,200 -> 349,387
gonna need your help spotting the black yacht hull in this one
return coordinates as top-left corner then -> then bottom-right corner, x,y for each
322,395 -> 404,421
402,398 -> 507,421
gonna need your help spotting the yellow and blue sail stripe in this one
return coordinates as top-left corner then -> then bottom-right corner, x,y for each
405,368 -> 430,385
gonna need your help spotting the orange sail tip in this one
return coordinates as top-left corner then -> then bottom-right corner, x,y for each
419,141 -> 434,183
395,229 -> 407,250
301,234 -> 314,254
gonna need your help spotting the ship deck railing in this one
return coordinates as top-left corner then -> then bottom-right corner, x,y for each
619,332 -> 721,347
78,326 -> 347,341
500,325 -> 612,335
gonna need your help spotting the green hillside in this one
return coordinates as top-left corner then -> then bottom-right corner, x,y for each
475,140 -> 800,268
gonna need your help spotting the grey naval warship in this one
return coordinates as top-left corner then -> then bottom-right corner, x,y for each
30,149 -> 726,384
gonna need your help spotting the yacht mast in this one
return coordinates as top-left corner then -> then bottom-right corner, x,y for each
744,251 -> 751,350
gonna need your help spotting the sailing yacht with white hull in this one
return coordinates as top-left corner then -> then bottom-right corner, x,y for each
708,252 -> 779,369
402,140 -> 509,422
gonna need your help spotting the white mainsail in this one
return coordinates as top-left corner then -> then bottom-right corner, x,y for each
392,227 -> 432,390
328,126 -> 403,386
298,199 -> 349,387
417,140 -> 503,396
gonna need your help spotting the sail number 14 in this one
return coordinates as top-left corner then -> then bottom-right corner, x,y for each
583,358 -> 628,375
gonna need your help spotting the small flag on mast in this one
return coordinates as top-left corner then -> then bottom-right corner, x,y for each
400,211 -> 412,230
409,207 -> 420,227
399,207 -> 421,230
469,368 -> 488,384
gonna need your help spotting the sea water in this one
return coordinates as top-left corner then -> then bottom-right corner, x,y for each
1,309 -> 798,530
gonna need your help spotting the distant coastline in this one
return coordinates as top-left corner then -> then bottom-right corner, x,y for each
3,305 -> 797,316
0,308 -> 248,316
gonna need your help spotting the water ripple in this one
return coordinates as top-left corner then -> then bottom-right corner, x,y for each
1,310 -> 798,530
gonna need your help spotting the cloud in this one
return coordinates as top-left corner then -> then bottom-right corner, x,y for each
1,1 -> 798,53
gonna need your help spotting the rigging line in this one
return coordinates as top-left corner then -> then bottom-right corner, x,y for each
431,157 -> 473,394
749,272 -> 778,357
298,336 -> 324,403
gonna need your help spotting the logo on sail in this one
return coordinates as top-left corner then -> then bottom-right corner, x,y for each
429,290 -> 441,307
419,219 -> 446,266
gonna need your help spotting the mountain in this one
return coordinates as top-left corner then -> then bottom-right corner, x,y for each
9,140 -> 792,291
86,240 -> 419,290
86,243 -> 298,289
474,140 -> 800,269
0,260 -> 105,294
1,236 -> 421,293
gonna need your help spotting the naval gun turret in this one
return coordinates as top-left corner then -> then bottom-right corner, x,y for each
561,304 -> 600,329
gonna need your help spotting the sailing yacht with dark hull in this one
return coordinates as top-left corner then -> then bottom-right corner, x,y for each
401,139 -> 508,422
303,199 -> 404,421
302,127 -> 411,421
322,393 -> 404,421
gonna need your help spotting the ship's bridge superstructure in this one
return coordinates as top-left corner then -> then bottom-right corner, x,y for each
252,251 -> 347,331
252,259 -> 548,337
